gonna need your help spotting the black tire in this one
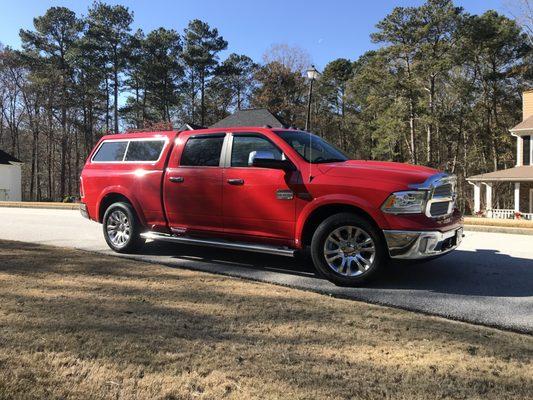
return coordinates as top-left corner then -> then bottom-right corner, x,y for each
310,213 -> 387,286
102,202 -> 145,253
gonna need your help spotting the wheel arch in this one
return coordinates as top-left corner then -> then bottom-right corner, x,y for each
296,197 -> 388,248
97,187 -> 146,226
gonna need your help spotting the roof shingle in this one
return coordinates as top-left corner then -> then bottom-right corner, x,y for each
0,149 -> 21,165
510,115 -> 533,132
209,109 -> 285,129
467,165 -> 533,181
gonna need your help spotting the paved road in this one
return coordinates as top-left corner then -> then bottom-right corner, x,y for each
1,207 -> 532,333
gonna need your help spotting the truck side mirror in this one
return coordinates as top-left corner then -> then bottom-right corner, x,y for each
252,158 -> 295,171
249,151 -> 296,171
248,150 -> 275,166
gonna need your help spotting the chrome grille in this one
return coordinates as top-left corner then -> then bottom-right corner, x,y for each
433,184 -> 452,198
429,202 -> 450,216
409,173 -> 457,218
422,175 -> 456,218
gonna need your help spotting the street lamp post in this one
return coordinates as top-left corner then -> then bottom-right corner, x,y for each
305,65 -> 319,131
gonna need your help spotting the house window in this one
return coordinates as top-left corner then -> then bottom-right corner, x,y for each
524,135 -> 531,166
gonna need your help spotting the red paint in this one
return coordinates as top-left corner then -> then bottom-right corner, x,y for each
81,127 -> 463,249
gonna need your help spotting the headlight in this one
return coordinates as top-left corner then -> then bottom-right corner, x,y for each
381,191 -> 428,214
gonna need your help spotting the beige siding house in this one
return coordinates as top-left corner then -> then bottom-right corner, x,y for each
467,90 -> 533,219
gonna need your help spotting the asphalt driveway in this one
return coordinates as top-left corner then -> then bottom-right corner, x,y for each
0,207 -> 532,333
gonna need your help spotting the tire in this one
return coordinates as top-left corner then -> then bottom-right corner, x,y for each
310,213 -> 387,286
102,202 -> 145,253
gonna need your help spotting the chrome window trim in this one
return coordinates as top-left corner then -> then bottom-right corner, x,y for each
91,137 -> 168,164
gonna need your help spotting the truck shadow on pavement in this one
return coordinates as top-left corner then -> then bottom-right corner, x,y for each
138,242 -> 533,298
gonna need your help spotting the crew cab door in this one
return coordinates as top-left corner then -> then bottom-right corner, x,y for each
163,132 -> 226,235
223,133 -> 297,242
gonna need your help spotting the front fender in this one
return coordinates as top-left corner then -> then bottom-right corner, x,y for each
96,185 -> 147,226
295,194 -> 389,247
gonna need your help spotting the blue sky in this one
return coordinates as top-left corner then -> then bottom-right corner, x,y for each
0,0 -> 508,69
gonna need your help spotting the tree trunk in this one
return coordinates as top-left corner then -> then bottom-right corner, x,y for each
426,76 -> 435,165
200,69 -> 206,126
190,68 -> 195,123
105,76 -> 110,133
114,65 -> 119,134
409,99 -> 417,164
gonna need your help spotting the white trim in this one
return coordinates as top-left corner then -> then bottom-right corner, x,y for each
510,128 -> 533,133
530,188 -> 533,213
516,134 -> 523,166
91,137 -> 168,164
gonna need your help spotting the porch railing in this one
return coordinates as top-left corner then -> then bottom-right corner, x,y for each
487,209 -> 533,221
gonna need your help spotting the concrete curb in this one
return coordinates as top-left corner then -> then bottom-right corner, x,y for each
464,224 -> 533,236
0,201 -> 79,210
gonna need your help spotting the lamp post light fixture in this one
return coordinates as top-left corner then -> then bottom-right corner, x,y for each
305,65 -> 320,131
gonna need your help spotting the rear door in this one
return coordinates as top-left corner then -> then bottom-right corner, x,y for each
223,133 -> 297,242
163,132 -> 226,235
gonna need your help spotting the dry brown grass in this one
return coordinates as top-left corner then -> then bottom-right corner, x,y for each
0,240 -> 532,400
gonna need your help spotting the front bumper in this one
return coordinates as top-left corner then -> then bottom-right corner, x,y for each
383,228 -> 463,259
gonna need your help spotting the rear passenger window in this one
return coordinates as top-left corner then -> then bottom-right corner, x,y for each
92,141 -> 128,162
180,136 -> 225,167
125,140 -> 165,162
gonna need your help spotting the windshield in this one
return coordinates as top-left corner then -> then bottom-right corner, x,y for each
275,130 -> 349,163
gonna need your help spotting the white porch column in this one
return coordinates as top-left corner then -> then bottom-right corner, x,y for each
473,182 -> 481,213
514,182 -> 520,212
484,182 -> 493,214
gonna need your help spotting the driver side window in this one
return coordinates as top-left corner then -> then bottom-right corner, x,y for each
231,135 -> 283,167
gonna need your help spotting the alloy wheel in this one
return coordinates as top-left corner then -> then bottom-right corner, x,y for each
106,210 -> 131,247
323,225 -> 376,276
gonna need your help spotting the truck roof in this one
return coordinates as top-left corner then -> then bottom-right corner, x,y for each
99,130 -> 178,141
98,126 -> 295,142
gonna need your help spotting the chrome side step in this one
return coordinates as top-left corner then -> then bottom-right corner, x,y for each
141,231 -> 296,257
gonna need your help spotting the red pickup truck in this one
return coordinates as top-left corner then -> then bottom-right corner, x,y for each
80,127 -> 463,286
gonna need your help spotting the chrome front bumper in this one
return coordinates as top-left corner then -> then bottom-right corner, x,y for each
383,228 -> 463,259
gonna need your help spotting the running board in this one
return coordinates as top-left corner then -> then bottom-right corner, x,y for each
141,231 -> 296,257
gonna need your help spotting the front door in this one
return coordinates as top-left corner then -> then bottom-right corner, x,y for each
223,133 -> 297,243
164,133 -> 226,235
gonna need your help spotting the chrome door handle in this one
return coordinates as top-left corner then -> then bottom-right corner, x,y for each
169,176 -> 184,183
227,178 -> 244,185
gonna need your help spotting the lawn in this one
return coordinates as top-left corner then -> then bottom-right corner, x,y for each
0,240 -> 531,400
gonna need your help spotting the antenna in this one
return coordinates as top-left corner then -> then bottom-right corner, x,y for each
308,129 -> 313,183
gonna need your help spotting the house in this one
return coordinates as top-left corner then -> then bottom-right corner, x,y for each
209,109 -> 285,129
467,90 -> 533,220
0,149 -> 22,201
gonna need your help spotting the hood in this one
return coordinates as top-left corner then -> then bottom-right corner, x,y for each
317,160 -> 439,188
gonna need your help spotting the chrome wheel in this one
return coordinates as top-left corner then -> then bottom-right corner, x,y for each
323,225 -> 376,277
106,210 -> 131,247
